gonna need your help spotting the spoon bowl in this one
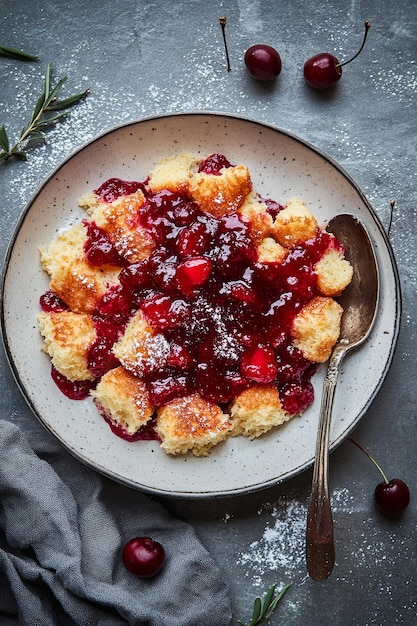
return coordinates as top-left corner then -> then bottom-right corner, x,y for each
329,214 -> 380,347
305,213 -> 379,581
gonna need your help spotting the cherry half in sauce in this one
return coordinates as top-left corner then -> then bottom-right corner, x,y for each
40,290 -> 68,313
93,178 -> 146,203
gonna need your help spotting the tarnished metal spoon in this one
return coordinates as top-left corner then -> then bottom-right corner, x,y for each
305,213 -> 379,581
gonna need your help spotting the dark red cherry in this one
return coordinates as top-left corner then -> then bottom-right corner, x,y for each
349,438 -> 410,515
244,44 -> 282,80
374,479 -> 410,515
122,536 -> 165,578
303,53 -> 342,89
93,178 -> 145,203
141,294 -> 190,330
240,345 -> 277,383
175,257 -> 213,294
304,20 -> 370,89
40,290 -> 68,312
198,153 -> 233,175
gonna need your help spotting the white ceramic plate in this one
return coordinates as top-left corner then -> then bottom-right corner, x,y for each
1,113 -> 401,498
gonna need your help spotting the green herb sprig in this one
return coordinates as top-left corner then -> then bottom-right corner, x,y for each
0,63 -> 89,162
238,583 -> 291,626
0,45 -> 38,61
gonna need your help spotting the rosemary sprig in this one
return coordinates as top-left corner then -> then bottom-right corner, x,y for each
238,583 -> 291,626
0,45 -> 38,61
0,63 -> 89,162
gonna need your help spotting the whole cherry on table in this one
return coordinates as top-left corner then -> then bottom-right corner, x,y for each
348,438 -> 410,514
303,20 -> 371,89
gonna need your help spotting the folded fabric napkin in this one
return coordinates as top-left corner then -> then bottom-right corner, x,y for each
0,420 -> 232,626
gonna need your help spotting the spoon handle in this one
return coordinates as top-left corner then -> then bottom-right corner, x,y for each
306,350 -> 343,581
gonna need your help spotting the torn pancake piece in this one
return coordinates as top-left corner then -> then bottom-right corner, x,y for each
91,366 -> 154,436
230,384 -> 292,439
155,393 -> 233,456
38,310 -> 95,381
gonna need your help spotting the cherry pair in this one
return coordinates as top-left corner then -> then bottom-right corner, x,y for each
244,20 -> 370,89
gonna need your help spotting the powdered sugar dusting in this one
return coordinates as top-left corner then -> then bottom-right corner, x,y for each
233,486 -> 405,589
235,494 -> 308,587
369,59 -> 417,106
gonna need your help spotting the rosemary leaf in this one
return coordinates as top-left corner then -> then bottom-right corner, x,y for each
262,584 -> 291,621
43,63 -> 51,106
30,92 -> 47,125
251,597 -> 262,624
24,130 -> 47,145
47,89 -> 90,111
261,585 -> 276,613
238,583 -> 291,626
44,75 -> 68,108
0,45 -> 38,61
0,125 -> 10,152
36,111 -> 69,127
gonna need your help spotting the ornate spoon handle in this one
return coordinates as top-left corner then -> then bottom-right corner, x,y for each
306,348 -> 345,581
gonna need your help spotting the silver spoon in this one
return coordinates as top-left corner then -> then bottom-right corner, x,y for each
305,213 -> 379,581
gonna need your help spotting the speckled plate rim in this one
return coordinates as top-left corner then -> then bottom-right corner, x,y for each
0,111 -> 401,498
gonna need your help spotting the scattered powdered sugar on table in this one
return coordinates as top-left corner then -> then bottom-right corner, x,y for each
235,488 -> 354,583
235,494 -> 309,587
369,58 -> 417,106
233,486 -> 402,588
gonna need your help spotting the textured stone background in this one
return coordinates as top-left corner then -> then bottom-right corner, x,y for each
1,1 -> 416,623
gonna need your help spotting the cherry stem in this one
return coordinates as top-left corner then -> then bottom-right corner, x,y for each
219,16 -> 231,72
348,437 -> 389,484
337,20 -> 371,68
387,198 -> 395,238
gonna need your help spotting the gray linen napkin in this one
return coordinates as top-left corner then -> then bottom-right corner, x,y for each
0,420 -> 232,626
